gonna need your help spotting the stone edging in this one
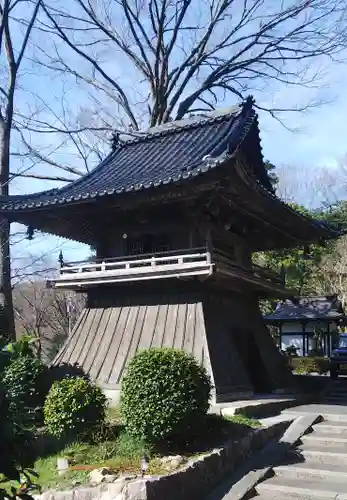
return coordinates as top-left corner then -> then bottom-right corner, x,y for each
36,420 -> 289,500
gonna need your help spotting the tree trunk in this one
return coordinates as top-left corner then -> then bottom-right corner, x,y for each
0,122 -> 15,341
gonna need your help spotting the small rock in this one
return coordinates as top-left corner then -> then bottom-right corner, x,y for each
103,474 -> 118,483
119,473 -> 137,481
89,467 -> 117,486
160,454 -> 184,469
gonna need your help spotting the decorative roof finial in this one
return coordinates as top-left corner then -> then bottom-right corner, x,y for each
110,132 -> 120,151
58,250 -> 64,267
242,95 -> 255,110
26,225 -> 34,240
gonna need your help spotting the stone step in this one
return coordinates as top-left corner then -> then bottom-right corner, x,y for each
324,397 -> 347,403
313,420 -> 347,435
324,393 -> 347,401
294,446 -> 347,465
282,410 -> 347,422
255,476 -> 347,500
325,389 -> 347,396
300,434 -> 347,451
252,496 -> 289,500
326,387 -> 347,394
273,462 -> 346,482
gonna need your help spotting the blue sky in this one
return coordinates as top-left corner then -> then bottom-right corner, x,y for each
11,51 -> 347,276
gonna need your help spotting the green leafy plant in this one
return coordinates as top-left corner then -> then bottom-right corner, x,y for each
3,335 -> 37,358
44,377 -> 107,439
0,383 -> 40,500
292,356 -> 329,374
3,356 -> 45,427
121,348 -> 212,442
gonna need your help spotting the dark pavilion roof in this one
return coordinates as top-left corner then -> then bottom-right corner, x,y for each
1,97 -> 271,211
0,96 -> 340,247
264,295 -> 345,323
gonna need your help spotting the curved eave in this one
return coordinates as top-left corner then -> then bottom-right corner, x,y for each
233,158 -> 340,242
0,160 -> 227,213
265,314 -> 345,323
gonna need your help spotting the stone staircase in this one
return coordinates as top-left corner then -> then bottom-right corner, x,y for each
250,414 -> 347,499
323,378 -> 347,405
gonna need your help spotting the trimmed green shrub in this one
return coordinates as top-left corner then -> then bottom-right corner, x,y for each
3,355 -> 45,426
43,376 -> 107,439
120,348 -> 212,442
292,356 -> 330,374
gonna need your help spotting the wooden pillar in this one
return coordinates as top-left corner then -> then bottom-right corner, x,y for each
327,322 -> 331,357
302,322 -> 306,356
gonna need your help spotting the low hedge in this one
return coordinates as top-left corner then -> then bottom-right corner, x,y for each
290,356 -> 330,374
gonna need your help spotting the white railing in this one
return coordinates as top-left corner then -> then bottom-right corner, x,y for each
55,247 -> 213,288
52,246 -> 284,290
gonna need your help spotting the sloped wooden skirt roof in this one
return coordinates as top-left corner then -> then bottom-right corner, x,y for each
55,300 -> 210,388
54,289 -> 292,400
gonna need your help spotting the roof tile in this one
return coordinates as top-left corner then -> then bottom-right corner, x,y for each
0,100 -> 258,211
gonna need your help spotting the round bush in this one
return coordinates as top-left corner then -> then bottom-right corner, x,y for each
44,376 -> 107,439
3,355 -> 45,426
120,348 -> 212,442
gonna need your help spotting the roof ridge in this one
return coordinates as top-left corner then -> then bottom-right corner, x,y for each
115,103 -> 245,147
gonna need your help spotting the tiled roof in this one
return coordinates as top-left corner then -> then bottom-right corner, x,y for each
1,97 -> 265,211
264,295 -> 345,322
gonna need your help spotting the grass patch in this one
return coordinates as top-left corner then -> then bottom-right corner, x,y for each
223,414 -> 262,429
5,411 -> 260,492
107,406 -> 123,424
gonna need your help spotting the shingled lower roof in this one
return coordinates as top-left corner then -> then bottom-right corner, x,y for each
1,98 -> 265,211
264,295 -> 345,322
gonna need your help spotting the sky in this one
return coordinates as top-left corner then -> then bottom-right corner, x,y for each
9,3 -> 347,278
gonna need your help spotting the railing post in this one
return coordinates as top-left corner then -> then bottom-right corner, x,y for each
101,261 -> 106,272
151,256 -> 156,267
206,227 -> 212,265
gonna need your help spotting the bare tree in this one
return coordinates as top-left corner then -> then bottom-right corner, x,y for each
315,235 -> 347,307
0,0 -> 42,339
35,0 -> 347,133
13,279 -> 85,362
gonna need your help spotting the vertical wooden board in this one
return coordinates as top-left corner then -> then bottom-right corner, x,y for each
83,308 -> 112,374
114,305 -> 148,384
137,304 -> 159,349
55,309 -> 88,364
182,302 -> 196,355
173,303 -> 188,350
192,302 -> 206,366
68,309 -> 98,365
109,305 -> 140,385
151,304 -> 169,347
161,302 -> 179,348
76,308 -> 104,367
101,305 -> 131,384
92,306 -> 123,381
